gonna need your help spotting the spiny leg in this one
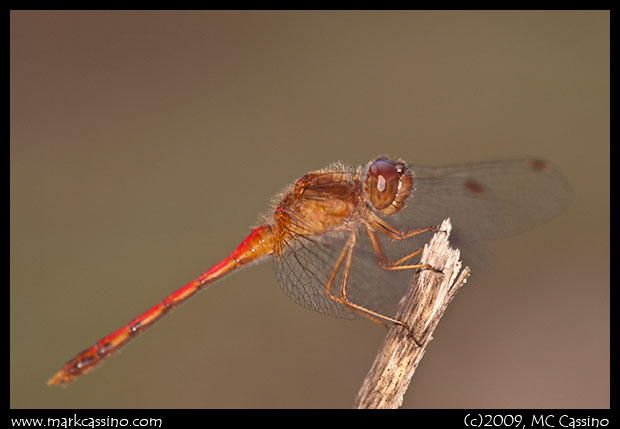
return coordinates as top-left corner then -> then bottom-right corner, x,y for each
364,221 -> 446,345
323,231 -> 377,322
365,224 -> 439,272
392,248 -> 424,266
369,211 -> 439,241
322,231 -> 417,338
365,211 -> 444,272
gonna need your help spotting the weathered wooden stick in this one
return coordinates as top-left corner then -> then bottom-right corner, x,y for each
354,218 -> 470,409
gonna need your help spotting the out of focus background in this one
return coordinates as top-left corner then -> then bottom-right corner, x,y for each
11,11 -> 608,408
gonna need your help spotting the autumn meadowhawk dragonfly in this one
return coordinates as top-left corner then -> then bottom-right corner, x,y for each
48,156 -> 569,386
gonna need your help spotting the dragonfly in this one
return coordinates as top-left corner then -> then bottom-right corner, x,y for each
47,156 -> 569,386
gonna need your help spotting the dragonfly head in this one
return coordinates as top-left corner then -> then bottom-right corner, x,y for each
363,157 -> 413,216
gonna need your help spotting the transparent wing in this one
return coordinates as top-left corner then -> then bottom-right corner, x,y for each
390,158 -> 570,245
274,231 -> 356,319
274,227 -> 419,320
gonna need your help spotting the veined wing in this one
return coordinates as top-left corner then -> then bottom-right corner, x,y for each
389,158 -> 570,245
273,226 -> 419,320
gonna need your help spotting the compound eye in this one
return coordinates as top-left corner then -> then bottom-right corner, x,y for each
365,158 -> 413,215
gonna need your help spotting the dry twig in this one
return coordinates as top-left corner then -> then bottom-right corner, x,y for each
353,218 -> 470,409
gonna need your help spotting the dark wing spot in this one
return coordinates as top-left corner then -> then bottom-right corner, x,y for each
463,179 -> 486,195
528,159 -> 553,173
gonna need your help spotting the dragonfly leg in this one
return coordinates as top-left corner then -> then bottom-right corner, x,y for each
369,211 -> 440,241
365,223 -> 441,273
322,230 -> 419,342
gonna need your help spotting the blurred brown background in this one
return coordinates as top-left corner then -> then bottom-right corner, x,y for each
10,11 -> 608,408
